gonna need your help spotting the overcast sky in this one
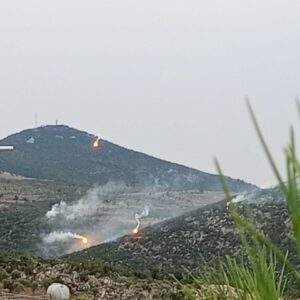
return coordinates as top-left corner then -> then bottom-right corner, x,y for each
0,0 -> 299,187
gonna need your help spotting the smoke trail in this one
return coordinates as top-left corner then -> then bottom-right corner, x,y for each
93,136 -> 101,148
43,231 -> 87,244
133,205 -> 150,233
42,182 -> 210,256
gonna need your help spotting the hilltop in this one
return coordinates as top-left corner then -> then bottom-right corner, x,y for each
0,125 -> 256,192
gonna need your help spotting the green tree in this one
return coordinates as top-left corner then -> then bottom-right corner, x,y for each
11,269 -> 22,279
2,279 -> 14,292
13,281 -> 24,294
31,281 -> 39,294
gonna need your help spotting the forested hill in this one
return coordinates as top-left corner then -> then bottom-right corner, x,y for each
0,125 -> 256,192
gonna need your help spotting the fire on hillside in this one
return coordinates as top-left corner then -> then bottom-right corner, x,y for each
92,136 -> 101,148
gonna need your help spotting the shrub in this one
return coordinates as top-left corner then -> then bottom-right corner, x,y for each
11,269 -> 22,279
13,281 -> 24,294
41,278 -> 53,290
0,268 -> 9,280
181,100 -> 300,299
31,281 -> 39,293
2,279 -> 14,292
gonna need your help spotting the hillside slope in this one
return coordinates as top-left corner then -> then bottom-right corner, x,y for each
0,175 -> 224,256
69,198 -> 292,274
0,175 -> 86,254
0,253 -> 182,299
0,125 -> 256,192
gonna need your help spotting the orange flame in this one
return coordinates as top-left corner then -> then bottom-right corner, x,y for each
92,136 -> 101,149
93,140 -> 99,148
133,227 -> 139,234
82,237 -> 88,244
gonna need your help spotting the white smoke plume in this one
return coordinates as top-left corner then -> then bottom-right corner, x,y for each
46,201 -> 67,219
41,182 -> 146,255
134,205 -> 150,233
46,182 -> 128,221
41,182 -> 199,256
43,231 -> 87,244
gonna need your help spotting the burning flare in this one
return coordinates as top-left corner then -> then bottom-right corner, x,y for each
72,233 -> 88,245
43,231 -> 88,245
132,205 -> 149,234
93,136 -> 101,148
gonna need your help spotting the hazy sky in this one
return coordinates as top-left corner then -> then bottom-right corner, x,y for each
1,1 -> 300,187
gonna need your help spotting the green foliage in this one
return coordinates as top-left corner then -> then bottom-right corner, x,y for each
78,271 -> 89,282
18,278 -> 31,287
31,280 -> 39,293
13,281 -> 24,294
0,181 -> 83,255
2,278 -> 14,292
181,100 -> 300,299
11,269 -> 22,279
219,248 -> 287,299
0,125 -> 254,191
40,278 -> 53,289
0,268 -> 9,280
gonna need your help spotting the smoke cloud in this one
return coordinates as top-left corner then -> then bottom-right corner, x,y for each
41,182 -> 151,255
43,231 -> 87,244
41,182 -> 212,256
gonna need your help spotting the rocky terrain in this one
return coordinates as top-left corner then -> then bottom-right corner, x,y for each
0,253 -> 182,299
69,198 -> 293,275
0,125 -> 256,192
0,172 -> 86,208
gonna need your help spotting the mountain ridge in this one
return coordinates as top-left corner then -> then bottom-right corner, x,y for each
0,125 -> 257,192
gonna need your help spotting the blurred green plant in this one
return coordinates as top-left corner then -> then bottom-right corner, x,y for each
181,99 -> 300,299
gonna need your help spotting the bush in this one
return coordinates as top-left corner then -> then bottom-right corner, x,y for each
181,100 -> 300,299
41,278 -> 53,290
13,281 -> 24,294
79,271 -> 90,282
2,279 -> 14,292
11,269 -> 22,279
19,278 -> 31,287
0,268 -> 9,280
